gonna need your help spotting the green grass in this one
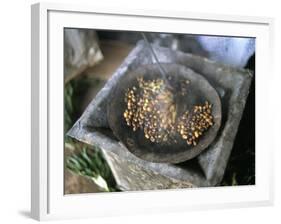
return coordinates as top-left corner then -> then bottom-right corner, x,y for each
66,144 -> 119,192
64,76 -> 119,192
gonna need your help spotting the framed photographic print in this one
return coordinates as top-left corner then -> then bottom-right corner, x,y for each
31,2 -> 274,221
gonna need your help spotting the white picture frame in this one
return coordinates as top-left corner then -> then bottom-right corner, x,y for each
31,2 -> 274,221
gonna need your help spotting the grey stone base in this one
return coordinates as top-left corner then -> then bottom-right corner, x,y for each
68,41 -> 253,190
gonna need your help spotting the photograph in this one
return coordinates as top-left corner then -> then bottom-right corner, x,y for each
64,28 -> 255,194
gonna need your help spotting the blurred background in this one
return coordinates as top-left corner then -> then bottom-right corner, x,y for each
64,29 -> 255,194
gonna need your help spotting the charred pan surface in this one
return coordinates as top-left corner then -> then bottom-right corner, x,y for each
107,64 -> 221,163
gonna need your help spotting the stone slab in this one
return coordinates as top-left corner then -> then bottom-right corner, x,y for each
68,40 -> 253,189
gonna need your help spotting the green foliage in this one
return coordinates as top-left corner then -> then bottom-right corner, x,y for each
64,76 -> 118,192
64,76 -> 102,136
64,81 -> 75,135
66,145 -> 119,192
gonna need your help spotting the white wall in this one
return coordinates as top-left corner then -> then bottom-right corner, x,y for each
0,0 -> 279,223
